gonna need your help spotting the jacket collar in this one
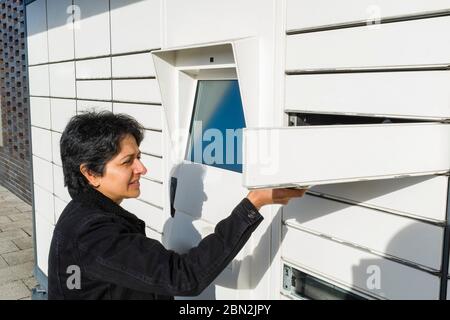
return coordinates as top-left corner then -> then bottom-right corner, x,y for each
72,187 -> 141,224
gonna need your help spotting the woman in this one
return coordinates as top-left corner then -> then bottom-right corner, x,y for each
47,111 -> 306,299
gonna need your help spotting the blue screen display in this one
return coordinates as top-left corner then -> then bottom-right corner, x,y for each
186,80 -> 246,173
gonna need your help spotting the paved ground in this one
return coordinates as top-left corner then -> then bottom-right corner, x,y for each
0,184 -> 38,300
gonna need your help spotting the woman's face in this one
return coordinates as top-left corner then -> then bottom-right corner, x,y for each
96,134 -> 147,204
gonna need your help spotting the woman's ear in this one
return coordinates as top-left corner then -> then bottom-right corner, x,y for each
80,164 -> 101,188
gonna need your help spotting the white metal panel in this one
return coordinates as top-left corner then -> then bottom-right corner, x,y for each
30,97 -> 51,129
50,98 -> 76,133
164,210 -> 232,270
312,176 -> 448,222
26,0 -> 48,65
282,226 -> 440,299
112,79 -> 161,104
53,196 -> 68,224
35,213 -> 54,276
285,71 -> 450,119
145,227 -> 162,242
46,0 -> 74,62
174,258 -> 238,299
34,184 -> 55,226
77,100 -> 112,113
74,0 -> 110,58
49,62 -> 76,98
113,103 -> 163,131
174,163 -> 249,225
286,16 -> 450,71
141,154 -> 163,182
140,130 -> 162,156
165,0 -> 260,47
138,178 -> 163,208
52,165 -> 71,203
76,80 -> 112,101
76,58 -> 111,79
121,198 -> 165,233
286,0 -> 450,31
112,53 -> 156,77
51,131 -> 62,167
110,0 -> 161,54
31,127 -> 52,162
32,156 -> 53,194
243,124 -> 450,189
283,194 -> 443,270
28,65 -> 50,96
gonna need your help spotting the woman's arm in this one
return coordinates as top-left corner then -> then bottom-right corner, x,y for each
75,198 -> 263,296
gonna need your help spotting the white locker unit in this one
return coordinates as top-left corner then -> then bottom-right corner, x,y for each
286,16 -> 450,71
50,99 -> 77,133
283,195 -> 443,271
112,52 -> 156,78
281,226 -> 441,300
26,0 -> 450,300
51,132 -> 62,166
53,196 -> 68,225
286,0 -> 450,31
310,176 -> 449,223
49,62 -> 76,98
121,198 -> 165,233
28,65 -> 49,97
30,97 -> 51,129
34,214 -> 55,276
76,58 -> 111,79
113,103 -> 163,131
73,0 -> 111,59
26,0 -> 48,65
285,71 -> 450,120
32,156 -> 53,194
46,0 -> 74,62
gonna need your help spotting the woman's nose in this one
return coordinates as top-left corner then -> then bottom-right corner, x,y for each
134,159 -> 147,175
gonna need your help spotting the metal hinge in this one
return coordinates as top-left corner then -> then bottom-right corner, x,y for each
282,265 -> 293,292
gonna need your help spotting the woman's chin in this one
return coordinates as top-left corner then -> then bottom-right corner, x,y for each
129,189 -> 141,198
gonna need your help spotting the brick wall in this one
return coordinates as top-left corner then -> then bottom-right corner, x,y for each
0,0 -> 32,204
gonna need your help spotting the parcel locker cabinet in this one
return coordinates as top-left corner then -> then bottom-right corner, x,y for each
243,123 -> 450,189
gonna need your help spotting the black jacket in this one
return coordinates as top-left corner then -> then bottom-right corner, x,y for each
47,187 -> 263,300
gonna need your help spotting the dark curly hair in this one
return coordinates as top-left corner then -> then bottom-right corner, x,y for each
60,111 -> 144,197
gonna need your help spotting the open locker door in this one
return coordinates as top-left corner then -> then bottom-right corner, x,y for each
243,123 -> 450,189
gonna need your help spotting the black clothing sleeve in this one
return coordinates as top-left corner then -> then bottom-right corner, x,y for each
75,198 -> 263,296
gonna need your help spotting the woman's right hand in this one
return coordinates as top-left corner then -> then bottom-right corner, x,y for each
246,188 -> 307,211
